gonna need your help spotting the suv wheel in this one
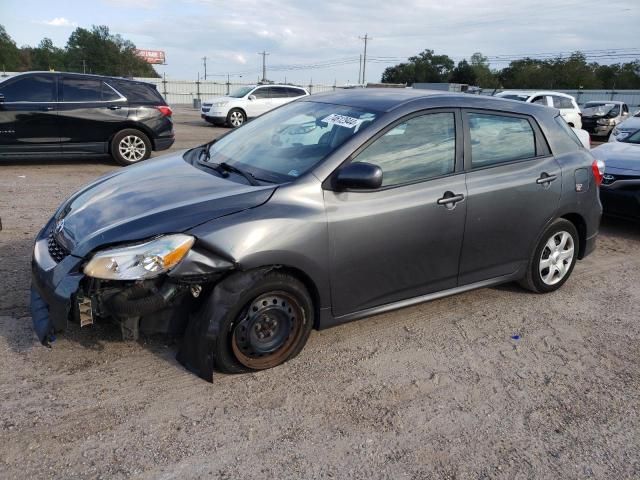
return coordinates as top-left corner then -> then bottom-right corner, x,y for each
519,218 -> 579,293
226,108 -> 246,128
111,129 -> 152,166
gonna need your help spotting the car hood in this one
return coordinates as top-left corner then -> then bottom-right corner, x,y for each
203,96 -> 234,104
54,151 -> 276,257
617,117 -> 640,131
593,142 -> 640,176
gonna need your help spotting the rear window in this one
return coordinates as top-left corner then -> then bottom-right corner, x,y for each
113,80 -> 165,104
468,113 -> 536,167
553,116 -> 583,150
552,96 -> 575,109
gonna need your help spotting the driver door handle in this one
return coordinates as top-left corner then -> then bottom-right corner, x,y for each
41,106 -> 54,111
437,192 -> 465,208
536,173 -> 557,184
108,105 -> 122,110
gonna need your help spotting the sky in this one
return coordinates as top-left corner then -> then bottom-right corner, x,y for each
1,0 -> 639,85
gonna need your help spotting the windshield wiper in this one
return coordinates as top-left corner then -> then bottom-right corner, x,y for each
199,138 -> 218,162
219,162 -> 260,186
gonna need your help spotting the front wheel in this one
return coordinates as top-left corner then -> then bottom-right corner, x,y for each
519,219 -> 579,293
111,129 -> 151,166
226,108 -> 246,128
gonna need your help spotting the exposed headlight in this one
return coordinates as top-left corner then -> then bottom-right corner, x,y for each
83,234 -> 195,280
212,101 -> 229,107
597,118 -> 612,125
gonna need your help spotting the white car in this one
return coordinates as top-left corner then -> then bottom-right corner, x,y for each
572,127 -> 591,150
201,84 -> 309,128
609,109 -> 640,142
495,90 -> 582,129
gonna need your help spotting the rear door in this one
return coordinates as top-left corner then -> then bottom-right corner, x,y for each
325,110 -> 467,317
0,73 -> 59,154
458,110 -> 562,285
58,76 -> 128,153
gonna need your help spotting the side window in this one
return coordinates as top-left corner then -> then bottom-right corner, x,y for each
623,104 -> 629,114
271,87 -> 290,98
252,87 -> 270,99
532,96 -> 548,106
286,87 -> 306,98
0,75 -> 55,102
113,81 -> 162,103
62,77 -> 101,102
552,96 -> 574,109
468,113 -> 536,168
102,82 -> 121,101
353,112 -> 456,187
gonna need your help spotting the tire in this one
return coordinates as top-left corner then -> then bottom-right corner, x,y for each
110,129 -> 152,166
226,108 -> 246,128
519,218 -> 579,293
210,271 -> 314,373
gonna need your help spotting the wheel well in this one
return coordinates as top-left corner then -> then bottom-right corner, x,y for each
228,107 -> 247,118
276,266 -> 322,330
561,213 -> 587,258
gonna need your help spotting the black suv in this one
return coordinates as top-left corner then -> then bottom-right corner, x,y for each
0,71 -> 174,165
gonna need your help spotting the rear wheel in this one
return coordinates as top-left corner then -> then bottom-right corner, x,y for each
519,219 -> 578,293
111,129 -> 151,166
226,108 -> 246,128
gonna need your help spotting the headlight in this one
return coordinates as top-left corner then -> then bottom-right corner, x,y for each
83,234 -> 195,280
213,101 -> 229,107
597,118 -> 612,125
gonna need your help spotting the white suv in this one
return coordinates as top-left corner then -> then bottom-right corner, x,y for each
495,90 -> 582,129
201,84 -> 309,128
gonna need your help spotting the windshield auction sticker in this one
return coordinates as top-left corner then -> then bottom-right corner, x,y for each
321,114 -> 363,129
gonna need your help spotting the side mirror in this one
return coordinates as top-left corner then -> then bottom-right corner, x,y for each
335,162 -> 383,190
248,94 -> 256,101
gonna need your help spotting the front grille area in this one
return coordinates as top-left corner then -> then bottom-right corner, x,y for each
48,231 -> 69,263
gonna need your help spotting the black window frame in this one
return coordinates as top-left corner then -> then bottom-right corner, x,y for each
251,87 -> 271,99
0,73 -> 57,103
461,109 -> 551,172
60,76 -> 102,102
325,108 -> 463,192
285,87 -> 306,98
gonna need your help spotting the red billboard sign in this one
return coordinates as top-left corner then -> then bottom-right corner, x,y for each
135,49 -> 166,64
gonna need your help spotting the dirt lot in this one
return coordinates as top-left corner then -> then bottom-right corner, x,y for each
0,107 -> 638,479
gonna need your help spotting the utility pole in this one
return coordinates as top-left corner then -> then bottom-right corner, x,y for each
258,50 -> 269,83
202,56 -> 208,80
359,33 -> 371,84
358,54 -> 362,84
82,59 -> 87,74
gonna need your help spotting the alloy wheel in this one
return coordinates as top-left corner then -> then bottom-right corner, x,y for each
539,231 -> 575,286
118,135 -> 146,162
229,111 -> 244,127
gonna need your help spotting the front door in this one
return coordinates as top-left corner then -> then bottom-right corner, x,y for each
458,110 -> 562,285
325,110 -> 467,317
244,86 -> 273,118
58,76 -> 129,153
0,73 -> 59,154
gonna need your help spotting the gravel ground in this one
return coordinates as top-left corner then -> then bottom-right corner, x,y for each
0,108 -> 638,479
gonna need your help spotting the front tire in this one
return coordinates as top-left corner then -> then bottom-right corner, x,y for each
519,219 -> 579,293
211,271 -> 314,373
111,129 -> 151,166
226,108 -> 246,128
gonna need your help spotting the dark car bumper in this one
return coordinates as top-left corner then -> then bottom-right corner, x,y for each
600,185 -> 640,220
30,225 -> 84,344
201,114 -> 226,124
154,136 -> 175,151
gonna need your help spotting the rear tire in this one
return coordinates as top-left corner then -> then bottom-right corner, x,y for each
226,108 -> 246,128
519,218 -> 579,293
110,129 -> 152,166
210,271 -> 314,373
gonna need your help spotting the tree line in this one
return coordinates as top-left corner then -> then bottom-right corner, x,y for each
0,24 -> 159,78
381,50 -> 640,90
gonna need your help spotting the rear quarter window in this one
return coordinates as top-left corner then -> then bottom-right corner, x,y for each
113,80 -> 165,104
551,116 -> 584,153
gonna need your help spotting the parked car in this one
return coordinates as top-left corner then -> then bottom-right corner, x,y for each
0,71 -> 174,165
31,89 -> 602,380
609,109 -> 640,142
572,127 -> 591,149
201,84 -> 309,128
495,90 -> 582,129
593,129 -> 640,220
581,101 -> 629,139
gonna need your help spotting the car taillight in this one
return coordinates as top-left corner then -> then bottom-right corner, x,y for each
156,106 -> 172,117
592,159 -> 605,186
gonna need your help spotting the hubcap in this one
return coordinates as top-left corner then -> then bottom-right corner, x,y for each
118,135 -> 146,162
539,231 -> 575,285
232,291 -> 304,369
230,111 -> 244,127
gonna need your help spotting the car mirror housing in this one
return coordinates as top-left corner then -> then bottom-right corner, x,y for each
335,162 -> 383,190
248,94 -> 257,101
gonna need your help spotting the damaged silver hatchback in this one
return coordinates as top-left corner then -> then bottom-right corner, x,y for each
31,89 -> 602,380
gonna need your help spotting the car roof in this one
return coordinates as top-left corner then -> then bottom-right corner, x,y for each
254,84 -> 308,89
498,90 -> 575,99
2,70 -> 155,86
584,100 -> 625,105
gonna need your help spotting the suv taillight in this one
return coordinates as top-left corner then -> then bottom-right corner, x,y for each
156,106 -> 172,117
592,159 -> 605,186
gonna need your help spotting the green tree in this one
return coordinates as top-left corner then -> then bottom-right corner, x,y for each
27,38 -> 67,71
470,52 -> 499,89
0,25 -> 20,71
449,59 -> 477,85
381,49 -> 454,85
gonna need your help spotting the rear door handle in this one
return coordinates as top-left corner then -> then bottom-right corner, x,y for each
437,192 -> 465,209
536,173 -> 557,184
41,106 -> 54,111
108,105 -> 122,110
